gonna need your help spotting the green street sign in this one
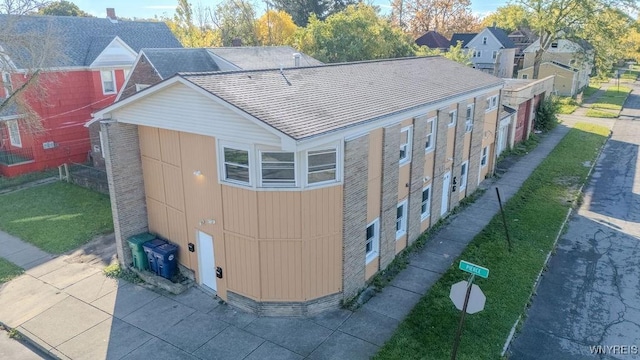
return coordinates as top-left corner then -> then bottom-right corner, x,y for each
459,260 -> 489,279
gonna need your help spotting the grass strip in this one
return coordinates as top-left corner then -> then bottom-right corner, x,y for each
555,97 -> 578,114
582,84 -> 600,99
375,123 -> 609,360
0,169 -> 57,191
0,258 -> 23,284
586,108 -> 618,118
0,182 -> 113,254
591,86 -> 631,111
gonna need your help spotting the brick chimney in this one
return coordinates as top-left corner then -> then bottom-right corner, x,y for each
231,38 -> 242,47
106,8 -> 116,20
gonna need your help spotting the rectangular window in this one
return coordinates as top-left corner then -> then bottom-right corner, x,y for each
421,185 -> 431,221
425,117 -> 436,153
365,219 -> 380,264
261,151 -> 295,187
485,95 -> 498,111
99,130 -> 106,159
522,74 -> 528,79
481,147 -> 488,167
465,104 -> 474,132
101,70 -> 116,94
474,50 -> 482,58
307,148 -> 337,184
399,126 -> 413,165
482,37 -> 487,45
448,110 -> 457,127
7,120 -> 20,147
223,147 -> 250,184
492,51 -> 498,59
396,200 -> 408,239
3,72 -> 12,97
460,161 -> 468,190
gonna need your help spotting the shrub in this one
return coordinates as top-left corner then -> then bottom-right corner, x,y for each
535,98 -> 559,132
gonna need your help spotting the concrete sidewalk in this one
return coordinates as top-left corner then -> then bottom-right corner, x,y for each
0,125 -> 570,360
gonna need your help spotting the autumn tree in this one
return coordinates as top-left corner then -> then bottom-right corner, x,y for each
166,0 -> 220,47
38,0 -> 91,16
295,4 -> 415,63
622,19 -> 640,62
391,0 -> 481,38
256,10 -> 297,45
271,0 -> 357,27
481,4 -> 530,33
517,0 -> 638,79
209,0 -> 259,46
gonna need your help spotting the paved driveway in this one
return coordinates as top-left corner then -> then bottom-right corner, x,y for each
509,120 -> 640,359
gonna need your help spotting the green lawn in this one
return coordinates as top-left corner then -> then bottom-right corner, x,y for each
0,169 -> 58,192
0,182 -> 113,254
555,97 -> 578,114
0,258 -> 23,284
582,84 -> 600,99
375,123 -> 609,360
586,108 -> 619,118
620,69 -> 640,81
591,86 -> 632,111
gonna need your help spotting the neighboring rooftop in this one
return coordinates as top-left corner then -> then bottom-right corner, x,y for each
142,48 -> 221,79
486,27 -> 516,48
415,31 -> 450,49
0,14 -> 181,68
450,33 -> 477,48
180,56 -> 503,140
208,46 -> 323,70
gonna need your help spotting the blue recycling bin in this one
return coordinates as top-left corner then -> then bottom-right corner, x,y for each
142,239 -> 166,274
153,243 -> 179,280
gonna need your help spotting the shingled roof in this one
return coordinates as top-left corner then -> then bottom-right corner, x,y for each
208,46 -> 323,70
142,48 -> 221,79
415,31 -> 450,49
179,56 -> 503,140
0,14 -> 181,68
486,27 -> 516,49
450,33 -> 476,48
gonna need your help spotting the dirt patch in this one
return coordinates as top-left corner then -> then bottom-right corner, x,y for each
65,233 -> 116,268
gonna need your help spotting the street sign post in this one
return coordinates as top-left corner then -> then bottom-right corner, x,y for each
451,260 -> 490,360
459,260 -> 489,279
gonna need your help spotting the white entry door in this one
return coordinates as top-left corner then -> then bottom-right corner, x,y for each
197,231 -> 217,292
441,172 -> 451,216
497,124 -> 509,156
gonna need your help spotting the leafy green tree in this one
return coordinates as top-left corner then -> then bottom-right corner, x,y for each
38,0 -> 91,16
271,0 -> 357,27
481,4 -> 530,33
166,0 -> 220,47
210,0 -> 259,46
416,40 -> 473,66
295,4 -> 415,63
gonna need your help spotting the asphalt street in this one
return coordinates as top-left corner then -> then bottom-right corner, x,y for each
510,115 -> 640,358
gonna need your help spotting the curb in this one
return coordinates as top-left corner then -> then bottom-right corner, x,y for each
0,322 -> 58,360
500,129 -> 612,357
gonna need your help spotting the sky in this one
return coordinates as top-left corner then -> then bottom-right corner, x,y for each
75,0 -> 510,20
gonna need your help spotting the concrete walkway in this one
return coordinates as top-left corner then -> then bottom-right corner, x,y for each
0,125 -> 570,360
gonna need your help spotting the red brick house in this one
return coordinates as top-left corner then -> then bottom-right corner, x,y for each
0,10 -> 181,177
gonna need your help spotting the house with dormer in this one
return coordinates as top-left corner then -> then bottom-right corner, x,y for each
0,9 -> 181,176
451,27 -> 516,78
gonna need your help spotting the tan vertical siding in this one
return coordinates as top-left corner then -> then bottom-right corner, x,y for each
162,164 -> 185,212
367,179 -> 381,223
138,126 -> 161,160
365,258 -> 379,280
257,192 -> 302,239
260,240 -> 304,300
141,158 -> 165,202
303,234 -> 342,299
301,187 -> 342,239
222,186 -> 258,238
147,198 -> 169,239
225,234 -> 260,299
424,152 -> 435,180
158,129 -> 181,166
395,235 -> 407,254
463,134 -> 471,159
166,207 -> 190,268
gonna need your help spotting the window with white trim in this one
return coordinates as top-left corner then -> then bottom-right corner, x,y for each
425,117 -> 436,153
481,147 -> 488,167
399,126 -> 413,165
421,185 -> 431,221
482,36 -> 487,45
448,110 -> 457,127
365,219 -> 380,264
485,95 -> 498,111
100,70 -> 116,94
307,148 -> 337,184
522,74 -> 528,79
3,72 -> 12,98
396,200 -> 408,239
7,120 -> 20,147
460,161 -> 468,190
223,147 -> 250,184
474,50 -> 482,58
465,104 -> 474,132
260,151 -> 295,187
492,50 -> 498,59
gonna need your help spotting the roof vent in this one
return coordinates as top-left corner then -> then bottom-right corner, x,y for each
293,53 -> 301,67
106,8 -> 117,23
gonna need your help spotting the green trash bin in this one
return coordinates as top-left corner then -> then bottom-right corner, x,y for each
127,233 -> 157,270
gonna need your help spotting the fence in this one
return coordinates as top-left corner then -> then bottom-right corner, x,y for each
60,162 -> 109,194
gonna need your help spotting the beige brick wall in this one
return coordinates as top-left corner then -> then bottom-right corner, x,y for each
342,135 -> 369,300
467,96 -> 487,193
379,124 -> 401,269
102,121 -> 149,266
430,108 -> 452,222
450,101 -> 468,210
407,116 -> 427,244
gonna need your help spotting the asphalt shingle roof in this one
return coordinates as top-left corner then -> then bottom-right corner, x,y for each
180,57 -> 503,140
487,27 -> 516,49
415,31 -> 450,49
0,14 -> 181,68
450,33 -> 477,48
143,48 -> 221,79
208,46 -> 323,70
